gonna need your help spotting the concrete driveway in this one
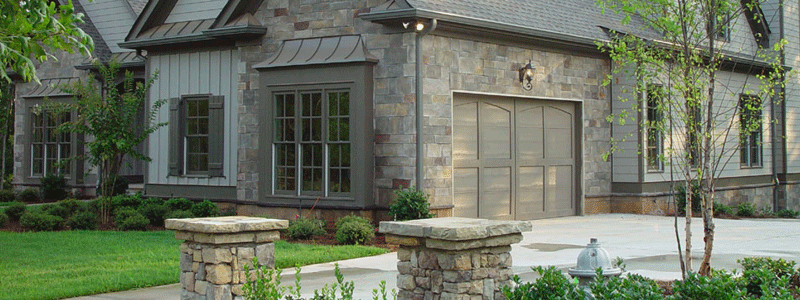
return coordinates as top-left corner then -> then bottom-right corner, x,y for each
69,214 -> 800,299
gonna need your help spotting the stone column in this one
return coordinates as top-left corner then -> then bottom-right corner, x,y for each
380,217 -> 532,300
166,216 -> 289,300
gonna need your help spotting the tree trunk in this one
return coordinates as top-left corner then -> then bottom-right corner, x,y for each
684,183 -> 693,273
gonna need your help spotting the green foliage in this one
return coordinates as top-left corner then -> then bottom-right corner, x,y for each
117,213 -> 149,231
713,201 -> 734,217
776,209 -> 799,219
372,280 -> 397,300
20,211 -> 64,231
389,188 -> 434,221
335,220 -> 375,245
114,207 -> 139,221
111,194 -> 144,211
98,175 -> 129,197
590,273 -> 663,300
67,211 -> 97,230
57,199 -> 84,217
501,266 -> 586,300
739,257 -> 799,298
286,217 -> 326,240
40,174 -> 69,200
737,202 -> 757,217
242,257 -> 358,300
165,210 -> 195,219
42,203 -> 70,219
165,198 -> 194,211
675,181 -> 701,214
190,199 -> 218,218
0,190 -> 15,203
138,203 -> 169,226
671,271 -> 747,300
4,202 -> 26,221
334,215 -> 372,230
0,0 -> 94,83
19,188 -> 40,203
0,210 -> 7,225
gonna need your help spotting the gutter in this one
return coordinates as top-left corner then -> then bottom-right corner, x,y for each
415,19 -> 437,191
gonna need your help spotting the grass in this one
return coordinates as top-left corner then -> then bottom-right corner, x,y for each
0,230 -> 389,300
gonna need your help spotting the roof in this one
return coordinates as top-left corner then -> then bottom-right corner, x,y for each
72,0 -> 112,61
121,0 -> 266,49
76,51 -> 147,70
21,78 -> 81,98
254,35 -> 378,70
361,0 -> 658,48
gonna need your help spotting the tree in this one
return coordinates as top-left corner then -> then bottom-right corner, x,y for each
0,0 -> 93,83
598,0 -> 788,277
49,61 -> 166,223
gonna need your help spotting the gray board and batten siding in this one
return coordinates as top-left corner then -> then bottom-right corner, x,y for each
145,48 -> 239,199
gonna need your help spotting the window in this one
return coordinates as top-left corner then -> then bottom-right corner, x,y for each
739,95 -> 762,167
168,95 -> 224,177
709,10 -> 731,41
646,84 -> 664,171
30,111 -> 72,177
274,89 -> 350,196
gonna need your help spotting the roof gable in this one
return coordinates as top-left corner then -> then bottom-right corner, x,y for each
122,0 -> 265,49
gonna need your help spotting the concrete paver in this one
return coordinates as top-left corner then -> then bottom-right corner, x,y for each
67,214 -> 800,299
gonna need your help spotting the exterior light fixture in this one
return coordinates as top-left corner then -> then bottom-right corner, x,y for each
518,60 -> 535,91
402,21 -> 426,32
415,22 -> 425,31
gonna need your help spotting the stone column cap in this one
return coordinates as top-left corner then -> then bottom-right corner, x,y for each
166,216 -> 288,233
379,217 -> 532,241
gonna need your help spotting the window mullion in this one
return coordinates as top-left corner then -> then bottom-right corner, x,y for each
295,91 -> 302,197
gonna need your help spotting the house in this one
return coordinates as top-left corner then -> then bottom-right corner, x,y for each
12,0 -> 148,195
14,0 -> 800,220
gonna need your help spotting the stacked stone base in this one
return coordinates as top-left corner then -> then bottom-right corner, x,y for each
396,245 -> 513,300
179,241 -> 274,300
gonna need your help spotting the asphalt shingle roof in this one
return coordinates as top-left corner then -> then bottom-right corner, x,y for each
403,0 -> 656,42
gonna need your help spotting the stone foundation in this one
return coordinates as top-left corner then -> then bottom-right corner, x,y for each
380,217 -> 532,300
166,217 -> 289,300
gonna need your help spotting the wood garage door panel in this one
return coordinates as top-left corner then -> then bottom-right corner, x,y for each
454,95 -> 575,220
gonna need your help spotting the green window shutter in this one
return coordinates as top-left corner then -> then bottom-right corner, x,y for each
208,95 -> 225,177
168,97 -> 182,176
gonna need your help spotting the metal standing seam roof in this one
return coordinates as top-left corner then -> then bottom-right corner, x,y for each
22,78 -> 81,98
254,35 -> 378,69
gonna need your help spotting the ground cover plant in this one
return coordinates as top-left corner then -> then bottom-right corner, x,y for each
0,230 -> 389,300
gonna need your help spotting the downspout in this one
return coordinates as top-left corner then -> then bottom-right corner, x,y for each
772,0 -> 785,211
415,19 -> 437,191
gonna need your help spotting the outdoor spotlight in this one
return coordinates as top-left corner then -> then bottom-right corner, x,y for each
416,22 -> 425,31
518,60 -> 535,91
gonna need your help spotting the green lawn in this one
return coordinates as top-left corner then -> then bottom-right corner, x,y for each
0,230 -> 389,300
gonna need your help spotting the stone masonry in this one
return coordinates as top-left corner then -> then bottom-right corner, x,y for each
380,217 -> 533,300
166,216 -> 289,300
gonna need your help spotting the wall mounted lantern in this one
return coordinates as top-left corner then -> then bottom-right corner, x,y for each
519,60 -> 535,91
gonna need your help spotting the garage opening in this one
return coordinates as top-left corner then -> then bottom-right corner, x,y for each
453,94 -> 579,220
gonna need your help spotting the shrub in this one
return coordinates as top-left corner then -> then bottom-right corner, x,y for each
166,209 -> 195,219
20,212 -> 64,231
98,175 -> 129,197
671,271 -> 746,300
334,215 -> 372,231
40,174 -> 69,201
739,257 -> 799,297
675,181 -> 701,214
5,202 -> 26,221
67,211 -> 97,230
57,199 -> 84,217
0,210 -> 7,225
389,188 -> 434,221
335,221 -> 374,245
140,197 -> 165,206
42,203 -> 70,219
166,198 -> 194,211
501,266 -> 585,300
713,201 -> 734,217
0,189 -> 15,203
138,203 -> 169,226
777,209 -> 799,218
19,188 -> 40,203
286,217 -> 326,240
737,202 -> 756,217
191,199 -> 218,218
111,194 -> 144,211
117,213 -> 149,231
590,273 -> 663,300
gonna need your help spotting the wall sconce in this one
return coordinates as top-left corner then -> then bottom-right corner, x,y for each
518,60 -> 535,91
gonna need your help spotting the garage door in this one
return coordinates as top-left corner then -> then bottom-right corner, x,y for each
453,94 -> 577,220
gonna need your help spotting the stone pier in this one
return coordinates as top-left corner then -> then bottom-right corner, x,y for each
166,216 -> 288,300
380,217 -> 532,300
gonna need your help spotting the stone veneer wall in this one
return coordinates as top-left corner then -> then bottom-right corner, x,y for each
233,0 -> 612,215
592,185 -> 778,215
